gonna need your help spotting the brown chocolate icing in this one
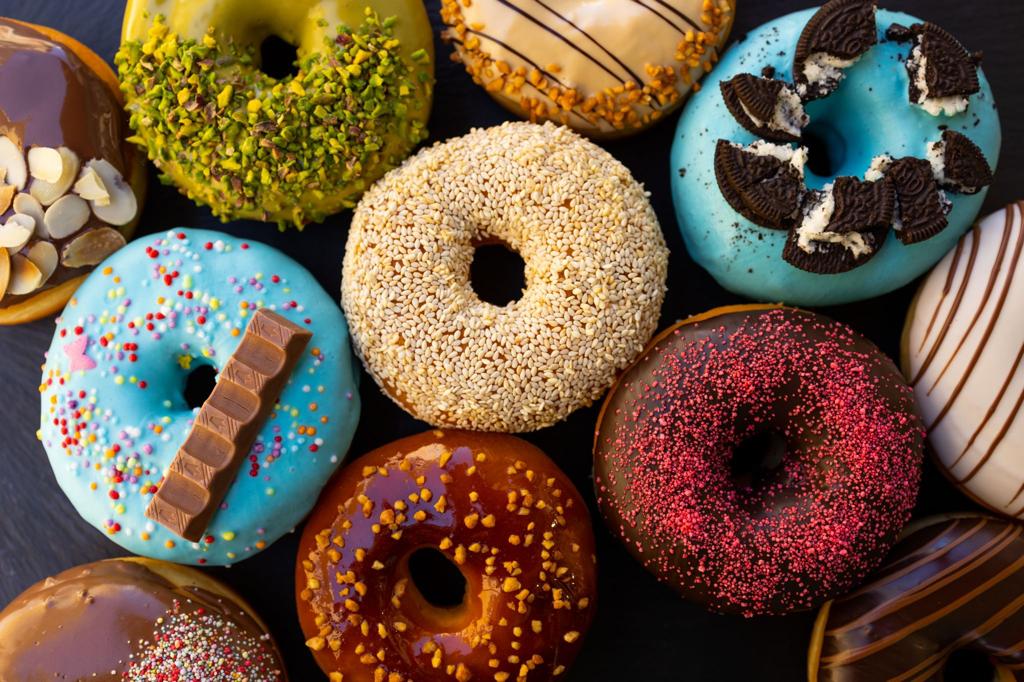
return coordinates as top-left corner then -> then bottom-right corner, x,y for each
812,515 -> 1024,681
0,559 -> 285,680
0,18 -> 132,304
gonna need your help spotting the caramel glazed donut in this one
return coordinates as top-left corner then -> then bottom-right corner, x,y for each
0,558 -> 285,680
441,0 -> 734,137
810,515 -> 1024,681
342,121 -> 669,432
0,18 -> 145,325
297,430 -> 597,682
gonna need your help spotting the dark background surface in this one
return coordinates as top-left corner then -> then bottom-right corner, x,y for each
0,0 -> 1021,679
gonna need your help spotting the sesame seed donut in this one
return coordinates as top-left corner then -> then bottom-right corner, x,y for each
296,429 -> 597,682
38,228 -> 360,566
440,0 -> 734,137
342,121 -> 669,432
594,305 -> 925,617
0,557 -> 285,680
117,0 -> 434,227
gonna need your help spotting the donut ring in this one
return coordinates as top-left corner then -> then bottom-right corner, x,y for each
594,305 -> 924,616
342,121 -> 668,432
118,0 -> 434,227
809,514 -> 1024,680
38,229 -> 360,565
296,429 -> 597,681
0,18 -> 146,325
0,558 -> 285,679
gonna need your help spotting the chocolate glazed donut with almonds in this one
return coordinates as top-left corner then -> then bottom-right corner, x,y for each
810,515 -> 1024,681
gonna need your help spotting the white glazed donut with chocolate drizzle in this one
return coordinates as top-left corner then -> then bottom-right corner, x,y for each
902,202 -> 1024,517
441,0 -> 734,137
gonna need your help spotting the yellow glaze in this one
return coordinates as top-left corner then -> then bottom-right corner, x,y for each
120,0 -> 434,226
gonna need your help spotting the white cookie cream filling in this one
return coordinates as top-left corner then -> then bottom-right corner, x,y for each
798,53 -> 858,96
864,155 -> 893,182
795,184 -> 872,257
908,45 -> 969,116
738,140 -> 809,179
739,86 -> 809,137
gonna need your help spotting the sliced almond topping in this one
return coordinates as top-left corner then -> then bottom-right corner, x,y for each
26,240 -> 58,285
60,227 -> 126,269
8,253 -> 41,294
30,146 -> 80,206
0,135 -> 26,190
27,147 -> 63,183
73,166 -> 110,205
85,159 -> 137,226
0,248 -> 8,301
44,194 -> 90,240
0,217 -> 33,252
13,193 -> 45,237
0,184 -> 14,215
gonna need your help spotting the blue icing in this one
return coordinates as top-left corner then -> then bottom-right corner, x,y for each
670,8 -> 1001,306
39,229 -> 360,565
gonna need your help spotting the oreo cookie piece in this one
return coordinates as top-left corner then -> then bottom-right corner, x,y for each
793,0 -> 877,100
720,74 -> 808,143
884,157 -> 950,244
928,130 -> 993,194
784,177 -> 893,274
714,139 -> 808,230
903,22 -> 981,116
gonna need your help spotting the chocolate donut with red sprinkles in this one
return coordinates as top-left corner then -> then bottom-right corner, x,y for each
593,305 -> 924,617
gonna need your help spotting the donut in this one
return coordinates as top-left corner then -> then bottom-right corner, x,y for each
0,18 -> 146,325
117,0 -> 434,227
0,557 -> 285,679
342,121 -> 668,432
37,228 -> 360,565
593,305 -> 925,616
809,514 -> 1024,680
296,429 -> 597,681
670,0 -> 1001,306
902,202 -> 1024,518
440,0 -> 734,137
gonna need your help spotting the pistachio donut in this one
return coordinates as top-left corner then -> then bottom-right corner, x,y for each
118,0 -> 434,227
342,122 -> 669,432
441,0 -> 735,137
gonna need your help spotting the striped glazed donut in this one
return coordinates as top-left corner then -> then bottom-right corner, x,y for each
901,202 -> 1024,517
440,0 -> 735,137
809,514 -> 1024,681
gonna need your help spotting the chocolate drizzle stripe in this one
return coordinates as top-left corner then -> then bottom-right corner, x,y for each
820,540 -> 1024,666
893,590 -> 1024,681
825,523 -> 1018,636
645,0 -> 702,31
457,32 -> 571,89
837,518 -> 986,601
917,236 -> 964,354
910,224 -> 981,386
631,0 -> 686,35
930,207 -> 1024,432
925,207 -> 1016,396
500,0 -> 647,86
950,336 -> 1024,471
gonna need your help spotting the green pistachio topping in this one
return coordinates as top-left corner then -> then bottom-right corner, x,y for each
116,9 -> 431,228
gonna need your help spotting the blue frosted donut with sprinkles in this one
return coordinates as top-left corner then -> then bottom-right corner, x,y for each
38,228 -> 360,566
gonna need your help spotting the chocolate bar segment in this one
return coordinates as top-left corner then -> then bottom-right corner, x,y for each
146,309 -> 312,541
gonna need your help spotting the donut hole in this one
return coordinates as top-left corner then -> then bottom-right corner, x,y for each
730,429 -> 788,491
408,547 -> 467,609
183,364 -> 218,409
259,35 -> 300,80
802,121 -> 846,179
942,649 -> 996,681
470,242 -> 526,306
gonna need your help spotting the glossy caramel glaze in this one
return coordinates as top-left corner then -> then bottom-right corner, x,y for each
0,18 -> 135,305
296,429 -> 598,681
0,558 -> 286,680
811,515 -> 1024,681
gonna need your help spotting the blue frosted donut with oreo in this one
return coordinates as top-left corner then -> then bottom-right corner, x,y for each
38,229 -> 360,565
670,0 -> 1000,306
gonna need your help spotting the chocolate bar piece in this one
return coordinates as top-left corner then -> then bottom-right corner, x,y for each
146,309 -> 312,541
